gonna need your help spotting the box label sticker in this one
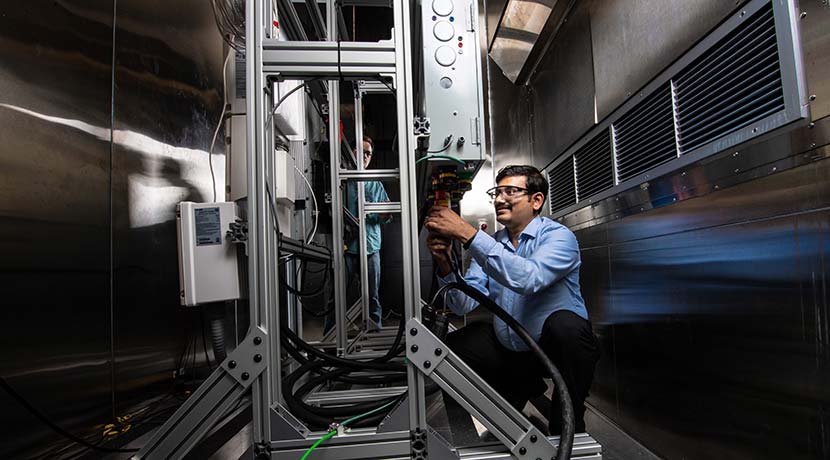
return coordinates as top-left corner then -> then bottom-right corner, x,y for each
195,207 -> 222,246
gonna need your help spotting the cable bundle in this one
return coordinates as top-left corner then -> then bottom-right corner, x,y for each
210,0 -> 246,51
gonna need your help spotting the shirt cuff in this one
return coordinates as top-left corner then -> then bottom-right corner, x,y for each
468,230 -> 499,267
437,271 -> 457,285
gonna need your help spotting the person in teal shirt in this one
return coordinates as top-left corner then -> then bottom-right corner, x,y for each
325,136 -> 391,333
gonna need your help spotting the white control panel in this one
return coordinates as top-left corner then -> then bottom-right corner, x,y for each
176,201 -> 241,306
421,0 -> 487,162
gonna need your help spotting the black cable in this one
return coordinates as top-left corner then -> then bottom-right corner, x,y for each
440,280 -> 575,460
282,326 -> 405,372
281,316 -> 407,425
426,135 -> 453,153
200,308 -> 214,371
0,377 -> 140,453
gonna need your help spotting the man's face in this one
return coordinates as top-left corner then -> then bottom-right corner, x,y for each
361,140 -> 373,168
493,176 -> 536,227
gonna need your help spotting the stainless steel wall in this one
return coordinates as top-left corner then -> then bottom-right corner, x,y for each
0,0 -> 223,456
485,0 -> 830,458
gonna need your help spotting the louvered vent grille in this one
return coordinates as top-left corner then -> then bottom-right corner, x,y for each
613,83 -> 677,182
574,128 -> 614,199
674,2 -> 784,152
548,158 -> 576,214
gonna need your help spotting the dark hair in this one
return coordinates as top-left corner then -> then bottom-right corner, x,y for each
495,165 -> 548,214
362,135 -> 374,150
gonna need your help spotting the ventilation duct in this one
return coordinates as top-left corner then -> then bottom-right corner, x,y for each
545,0 -> 807,216
489,0 -> 574,84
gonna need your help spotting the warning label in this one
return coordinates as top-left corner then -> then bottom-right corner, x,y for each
195,207 -> 223,246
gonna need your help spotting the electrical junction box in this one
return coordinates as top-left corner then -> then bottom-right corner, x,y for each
421,0 -> 487,162
226,49 -> 306,202
176,201 -> 241,306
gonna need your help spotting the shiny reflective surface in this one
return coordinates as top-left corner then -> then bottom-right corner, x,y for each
581,152 -> 830,459
484,0 -> 830,457
590,0 -> 739,120
528,0 -> 594,166
111,0 -> 223,415
0,0 -> 223,457
0,2 -> 114,458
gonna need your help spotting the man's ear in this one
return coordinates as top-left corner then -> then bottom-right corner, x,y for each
532,192 -> 545,213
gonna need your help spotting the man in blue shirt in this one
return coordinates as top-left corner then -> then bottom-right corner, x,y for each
425,165 -> 599,433
325,136 -> 391,333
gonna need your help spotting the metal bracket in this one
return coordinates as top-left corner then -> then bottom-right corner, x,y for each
376,395 -> 410,433
270,405 -> 309,441
222,328 -> 269,387
405,319 -> 558,459
413,116 -> 431,137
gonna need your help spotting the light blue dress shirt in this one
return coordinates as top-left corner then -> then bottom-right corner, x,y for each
439,215 -> 588,351
345,181 -> 391,255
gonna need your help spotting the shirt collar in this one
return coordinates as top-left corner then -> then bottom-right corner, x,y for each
496,215 -> 544,244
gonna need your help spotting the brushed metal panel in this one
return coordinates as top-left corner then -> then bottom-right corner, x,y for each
574,154 -> 830,458
111,0 -> 224,413
800,0 -> 830,120
579,246 -> 617,418
486,0 -> 510,47
557,113 -> 830,232
487,56 -> 534,169
590,0 -> 740,121
0,1 -> 114,458
602,214 -> 827,459
528,0 -> 595,166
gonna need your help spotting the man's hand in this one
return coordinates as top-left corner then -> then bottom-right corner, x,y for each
427,233 -> 453,277
424,206 -> 478,244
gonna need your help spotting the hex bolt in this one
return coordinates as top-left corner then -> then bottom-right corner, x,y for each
254,354 -> 263,363
253,336 -> 262,345
424,361 -> 432,369
228,360 -> 237,369
519,447 -> 527,455
242,372 -> 250,381
411,344 -> 419,353
530,435 -> 537,443
434,348 -> 443,356
410,328 -> 418,336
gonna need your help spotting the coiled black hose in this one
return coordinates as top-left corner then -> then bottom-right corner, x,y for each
438,281 -> 574,460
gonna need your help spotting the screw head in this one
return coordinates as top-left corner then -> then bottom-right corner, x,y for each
809,94 -> 817,101
228,360 -> 237,369
434,348 -> 443,356
242,372 -> 250,381
254,354 -> 263,363
519,446 -> 527,455
410,328 -> 418,336
530,435 -> 537,443
410,344 -> 419,353
424,361 -> 431,369
800,11 -> 807,19
253,336 -> 263,345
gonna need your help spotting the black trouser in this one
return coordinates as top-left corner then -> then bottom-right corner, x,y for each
445,310 -> 600,433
